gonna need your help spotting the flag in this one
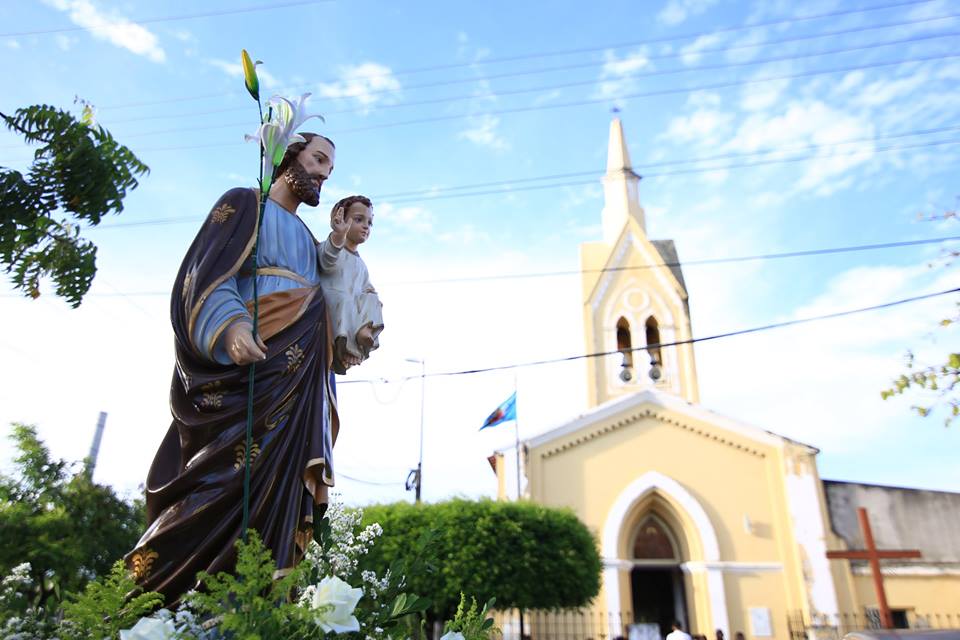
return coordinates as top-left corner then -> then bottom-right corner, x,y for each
479,392 -> 516,430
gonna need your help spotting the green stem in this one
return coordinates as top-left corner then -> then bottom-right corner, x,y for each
241,100 -> 269,541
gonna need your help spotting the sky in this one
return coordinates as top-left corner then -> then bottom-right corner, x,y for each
1,0 -> 959,507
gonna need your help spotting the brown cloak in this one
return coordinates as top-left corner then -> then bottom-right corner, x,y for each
124,188 -> 337,602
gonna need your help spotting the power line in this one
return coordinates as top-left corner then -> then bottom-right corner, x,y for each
384,236 -> 960,286
7,235 -> 956,299
337,472 -> 405,486
77,132 -> 960,226
75,49 -> 960,147
384,137 -> 960,206
0,0 -> 335,38
99,14 -> 960,125
340,286 -> 960,383
370,124 -> 960,201
330,50 -> 960,135
95,0 -> 944,110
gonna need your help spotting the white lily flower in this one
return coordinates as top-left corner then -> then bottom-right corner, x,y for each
245,92 -> 324,190
440,631 -> 466,640
118,614 -> 176,640
308,575 -> 363,633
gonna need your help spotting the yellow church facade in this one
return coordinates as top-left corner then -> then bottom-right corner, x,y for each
501,119 -> 960,639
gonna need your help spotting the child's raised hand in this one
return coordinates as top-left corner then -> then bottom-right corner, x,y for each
330,206 -> 348,245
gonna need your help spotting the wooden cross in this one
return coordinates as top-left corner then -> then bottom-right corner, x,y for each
826,507 -> 922,629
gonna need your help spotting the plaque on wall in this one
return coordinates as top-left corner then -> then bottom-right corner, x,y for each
749,607 -> 773,637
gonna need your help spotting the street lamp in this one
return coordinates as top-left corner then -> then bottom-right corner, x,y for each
404,357 -> 425,503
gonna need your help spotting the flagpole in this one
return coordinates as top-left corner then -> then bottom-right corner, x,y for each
514,372 -> 520,502
514,372 -> 524,640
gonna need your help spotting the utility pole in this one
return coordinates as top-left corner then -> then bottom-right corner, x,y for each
405,358 -> 426,503
85,411 -> 107,477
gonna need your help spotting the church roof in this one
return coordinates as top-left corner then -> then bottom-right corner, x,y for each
523,387 -> 817,453
650,238 -> 686,292
823,480 -> 960,564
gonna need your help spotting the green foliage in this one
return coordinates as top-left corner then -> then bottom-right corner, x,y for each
882,302 -> 960,426
186,531 -> 312,640
306,501 -> 434,639
59,561 -> 163,640
360,499 -> 602,619
0,103 -> 148,306
0,424 -> 145,608
443,594 -> 498,640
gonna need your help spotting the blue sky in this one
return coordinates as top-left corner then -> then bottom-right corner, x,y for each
1,0 -> 959,504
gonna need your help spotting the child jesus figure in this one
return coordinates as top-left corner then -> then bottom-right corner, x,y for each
319,195 -> 384,373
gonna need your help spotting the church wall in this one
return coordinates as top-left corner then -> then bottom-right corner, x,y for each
528,402 -> 805,635
721,571 -> 793,639
851,573 -> 960,621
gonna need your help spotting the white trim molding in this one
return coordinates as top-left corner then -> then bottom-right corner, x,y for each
602,471 -> 730,636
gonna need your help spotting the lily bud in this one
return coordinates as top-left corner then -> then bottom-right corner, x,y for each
241,49 -> 260,101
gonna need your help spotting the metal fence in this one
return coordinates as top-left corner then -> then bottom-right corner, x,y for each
787,610 -> 960,639
494,609 -> 637,640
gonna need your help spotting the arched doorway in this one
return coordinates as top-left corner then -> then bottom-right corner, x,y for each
630,514 -> 688,638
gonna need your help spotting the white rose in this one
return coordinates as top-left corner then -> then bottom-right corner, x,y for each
118,615 -> 176,640
440,631 -> 466,640
309,575 -> 363,633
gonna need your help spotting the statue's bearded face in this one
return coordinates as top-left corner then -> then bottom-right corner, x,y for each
282,135 -> 336,207
281,159 -> 322,207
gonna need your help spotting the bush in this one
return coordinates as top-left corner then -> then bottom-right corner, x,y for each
361,499 -> 601,619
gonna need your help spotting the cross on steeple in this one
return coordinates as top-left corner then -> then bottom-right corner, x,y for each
826,507 -> 922,629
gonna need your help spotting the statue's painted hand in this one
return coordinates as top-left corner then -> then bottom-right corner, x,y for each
330,206 -> 348,247
224,320 -> 267,365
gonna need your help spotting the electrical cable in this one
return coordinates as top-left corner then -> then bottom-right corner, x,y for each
368,123 -> 960,201
6,235 -> 955,299
75,132 -> 960,228
337,472 -> 406,486
338,286 -> 960,384
0,0 -> 335,38
92,0 -> 946,110
384,137 -> 960,206
57,48 -> 959,147
99,17 -> 960,124
330,50 -> 960,135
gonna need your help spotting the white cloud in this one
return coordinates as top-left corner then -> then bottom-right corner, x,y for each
316,63 -> 402,110
696,263 -> 960,455
679,34 -> 721,65
594,48 -> 651,101
5,39 -> 20,50
41,0 -> 165,62
437,224 -> 491,245
458,114 -> 510,151
658,0 -> 719,25
207,58 -> 279,88
54,34 -> 77,51
853,72 -> 929,108
374,202 -> 435,233
661,93 -> 734,145
740,78 -> 791,111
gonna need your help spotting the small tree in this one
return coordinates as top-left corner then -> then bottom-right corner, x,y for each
882,212 -> 959,426
360,499 -> 602,620
0,424 -> 145,610
0,103 -> 148,307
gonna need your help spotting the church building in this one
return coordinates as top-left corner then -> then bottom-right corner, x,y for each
496,118 -> 960,639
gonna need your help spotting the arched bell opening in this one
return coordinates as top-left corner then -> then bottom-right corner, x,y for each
616,317 -> 634,369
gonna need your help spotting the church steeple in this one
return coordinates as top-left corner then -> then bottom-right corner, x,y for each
601,117 -> 645,244
580,117 -> 700,407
